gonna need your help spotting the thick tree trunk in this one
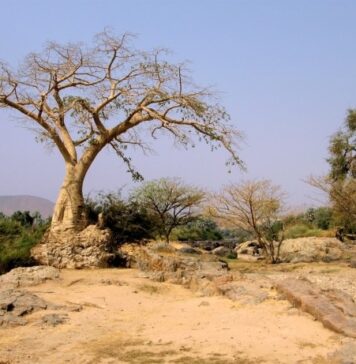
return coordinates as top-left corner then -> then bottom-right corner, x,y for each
50,164 -> 87,234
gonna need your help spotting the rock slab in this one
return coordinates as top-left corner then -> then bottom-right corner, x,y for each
275,277 -> 356,338
0,289 -> 50,327
0,266 -> 60,289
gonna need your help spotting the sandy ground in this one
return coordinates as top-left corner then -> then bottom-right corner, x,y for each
0,267 -> 354,364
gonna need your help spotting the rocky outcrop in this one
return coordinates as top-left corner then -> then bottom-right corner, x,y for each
31,225 -> 116,269
0,267 -> 81,327
279,237 -> 344,263
212,246 -> 237,259
119,243 -> 235,296
275,278 -> 356,338
0,289 -> 54,327
235,241 -> 264,261
189,240 -> 237,251
0,266 -> 60,289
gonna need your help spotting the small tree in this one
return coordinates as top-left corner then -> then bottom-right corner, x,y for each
210,180 -> 285,263
327,109 -> 356,180
308,110 -> 356,233
308,176 -> 356,233
131,178 -> 204,243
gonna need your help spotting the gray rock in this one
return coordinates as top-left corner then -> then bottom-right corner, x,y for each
178,247 -> 201,255
212,246 -> 237,259
124,245 -> 231,296
350,259 -> 356,269
0,289 -> 50,327
275,278 -> 356,338
41,313 -> 69,326
235,241 -> 263,256
279,237 -> 344,263
0,266 -> 60,289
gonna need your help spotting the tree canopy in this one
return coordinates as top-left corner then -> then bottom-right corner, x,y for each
0,31 -> 243,234
131,178 -> 204,242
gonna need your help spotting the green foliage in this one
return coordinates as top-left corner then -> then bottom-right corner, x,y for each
0,214 -> 49,274
172,218 -> 223,241
86,192 -> 156,244
11,210 -> 34,227
283,224 -> 325,239
327,109 -> 356,180
261,220 -> 284,242
303,207 -> 333,230
131,178 -> 204,242
282,206 -> 334,239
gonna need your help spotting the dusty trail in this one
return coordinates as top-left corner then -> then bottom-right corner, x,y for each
0,268 -> 352,363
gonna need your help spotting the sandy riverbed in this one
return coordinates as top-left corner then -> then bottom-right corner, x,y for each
0,267 -> 354,363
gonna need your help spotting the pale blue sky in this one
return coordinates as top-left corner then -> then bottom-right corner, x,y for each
1,0 -> 356,206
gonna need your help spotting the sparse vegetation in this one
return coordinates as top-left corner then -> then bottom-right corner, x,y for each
210,180 -> 286,263
0,212 -> 49,274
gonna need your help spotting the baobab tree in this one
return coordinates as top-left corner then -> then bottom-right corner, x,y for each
0,31 -> 242,243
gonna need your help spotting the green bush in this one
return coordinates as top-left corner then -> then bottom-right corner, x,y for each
0,215 -> 48,274
284,223 -> 324,239
86,192 -> 156,244
172,218 -> 223,241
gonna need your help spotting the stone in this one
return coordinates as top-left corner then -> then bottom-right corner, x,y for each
350,259 -> 356,269
178,247 -> 202,255
41,313 -> 69,326
235,241 -> 263,256
121,244 -> 231,296
275,278 -> 356,338
0,266 -> 60,289
278,237 -> 344,263
31,225 -> 116,269
189,240 -> 238,251
0,289 -> 51,327
212,246 -> 237,259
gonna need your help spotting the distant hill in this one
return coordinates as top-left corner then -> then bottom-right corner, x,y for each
0,195 -> 54,218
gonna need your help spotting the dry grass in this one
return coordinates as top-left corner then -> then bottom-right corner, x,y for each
136,283 -> 166,295
86,335 -> 259,364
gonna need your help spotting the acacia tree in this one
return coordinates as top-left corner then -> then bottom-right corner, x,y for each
210,180 -> 285,263
0,31 -> 242,239
131,178 -> 204,243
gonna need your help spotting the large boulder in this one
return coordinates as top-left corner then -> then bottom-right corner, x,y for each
279,237 -> 344,263
212,246 -> 237,259
235,241 -> 262,256
31,225 -> 116,269
190,240 -> 237,251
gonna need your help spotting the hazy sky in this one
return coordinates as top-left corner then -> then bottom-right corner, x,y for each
1,0 -> 356,206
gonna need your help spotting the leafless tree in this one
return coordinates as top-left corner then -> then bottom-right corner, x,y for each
210,180 -> 285,263
0,31 -> 243,239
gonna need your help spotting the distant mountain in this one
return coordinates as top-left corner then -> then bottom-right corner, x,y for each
0,195 -> 54,218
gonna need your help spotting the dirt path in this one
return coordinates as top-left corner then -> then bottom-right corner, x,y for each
0,268 -> 351,363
